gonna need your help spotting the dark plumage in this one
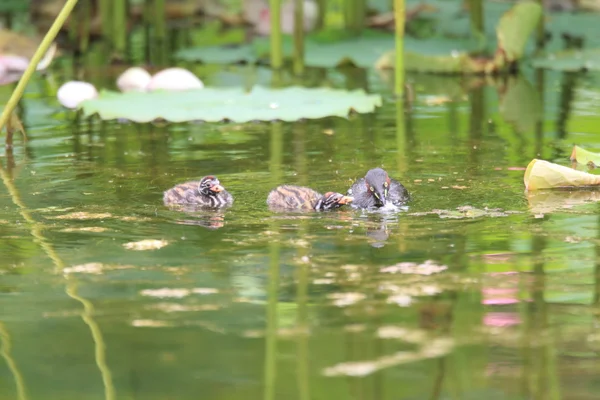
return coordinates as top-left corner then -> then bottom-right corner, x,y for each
347,168 -> 409,209
163,175 -> 234,208
266,185 -> 353,212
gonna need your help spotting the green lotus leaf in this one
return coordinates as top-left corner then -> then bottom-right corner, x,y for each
177,44 -> 256,64
496,1 -> 542,62
176,33 -> 396,68
570,145 -> 600,167
79,86 -> 383,123
532,49 -> 600,71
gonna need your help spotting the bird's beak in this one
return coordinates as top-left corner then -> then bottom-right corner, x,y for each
210,184 -> 224,193
339,196 -> 353,205
377,191 -> 386,206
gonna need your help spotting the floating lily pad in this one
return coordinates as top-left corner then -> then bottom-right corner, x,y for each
177,2 -> 540,73
176,32 -> 397,68
376,2 -> 541,74
79,86 -> 382,123
532,49 -> 600,71
570,145 -> 600,167
177,44 -> 256,64
496,2 -> 542,62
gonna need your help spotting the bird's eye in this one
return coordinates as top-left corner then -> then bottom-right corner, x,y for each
370,186 -> 375,192
383,182 -> 388,188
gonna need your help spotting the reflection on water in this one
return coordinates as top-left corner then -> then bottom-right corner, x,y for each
3,63 -> 600,399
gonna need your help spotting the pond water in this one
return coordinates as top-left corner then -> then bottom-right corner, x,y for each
2,51 -> 600,400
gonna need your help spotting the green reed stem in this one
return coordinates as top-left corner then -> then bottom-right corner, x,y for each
394,0 -> 405,95
293,0 -> 305,75
269,0 -> 283,69
112,0 -> 127,57
0,0 -> 79,132
355,0 -> 366,33
265,122 -> 282,400
154,0 -> 166,40
315,0 -> 326,29
343,0 -> 354,31
536,0 -> 545,49
99,0 -> 112,39
79,0 -> 92,53
154,0 -> 167,64
469,0 -> 484,45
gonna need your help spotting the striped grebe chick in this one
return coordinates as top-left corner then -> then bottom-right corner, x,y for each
163,175 -> 233,208
267,185 -> 353,211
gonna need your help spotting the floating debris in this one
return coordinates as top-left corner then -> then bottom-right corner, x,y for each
63,262 -> 104,275
192,288 -> 220,295
123,239 -> 169,251
141,288 -> 190,298
328,292 -> 366,307
49,212 -> 112,220
323,337 -> 454,377
131,319 -> 172,328
149,303 -> 221,312
377,326 -> 428,343
140,287 -> 219,298
380,260 -> 447,275
59,226 -> 109,233
386,294 -> 412,307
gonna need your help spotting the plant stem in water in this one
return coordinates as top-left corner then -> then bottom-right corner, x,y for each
0,0 -> 79,133
270,0 -> 283,69
79,0 -> 92,53
315,0 -> 326,29
394,0 -> 405,96
293,0 -> 305,75
112,0 -> 127,58
153,0 -> 167,65
469,0 -> 484,46
99,0 -> 112,41
536,0 -> 545,49
344,0 -> 354,32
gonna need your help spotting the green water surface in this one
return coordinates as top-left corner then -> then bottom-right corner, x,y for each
1,60 -> 600,400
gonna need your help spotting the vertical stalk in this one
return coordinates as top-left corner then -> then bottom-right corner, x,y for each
536,0 -> 545,49
99,0 -> 112,44
469,0 -> 484,46
293,0 -> 305,75
296,258 -> 310,400
112,0 -> 127,58
0,0 -> 80,132
79,0 -> 92,53
393,0 -> 405,96
154,0 -> 167,65
68,3 -> 80,45
344,0 -> 354,32
143,0 -> 152,63
355,0 -> 366,33
265,122 -> 283,400
315,0 -> 326,29
269,0 -> 283,69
